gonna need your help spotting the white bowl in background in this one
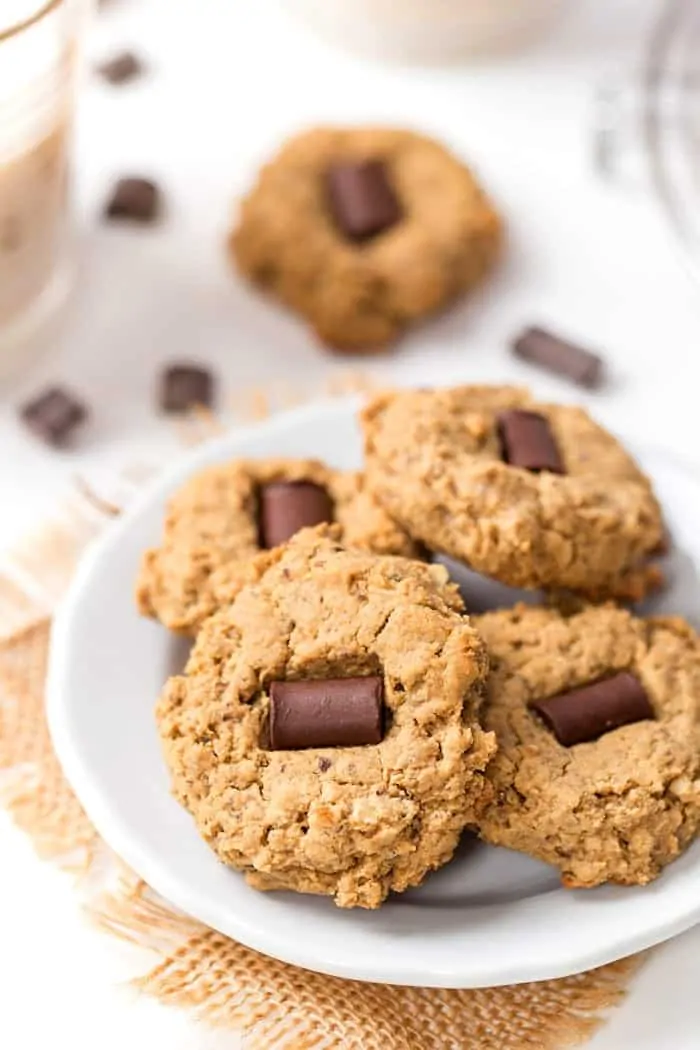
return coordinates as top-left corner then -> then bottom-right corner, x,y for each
282,0 -> 565,63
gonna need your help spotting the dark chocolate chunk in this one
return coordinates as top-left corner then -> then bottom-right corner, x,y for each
96,51 -> 144,84
104,177 -> 161,223
512,327 -> 604,389
531,671 -> 654,747
160,364 -> 214,413
326,160 -> 401,242
497,409 -> 564,474
269,676 -> 384,750
259,481 -> 333,548
318,757 -> 332,772
20,387 -> 87,448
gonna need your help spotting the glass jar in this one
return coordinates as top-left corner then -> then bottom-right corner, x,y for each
0,1 -> 80,375
285,0 -> 564,63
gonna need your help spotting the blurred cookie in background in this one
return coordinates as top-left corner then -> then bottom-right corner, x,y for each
229,126 -> 503,354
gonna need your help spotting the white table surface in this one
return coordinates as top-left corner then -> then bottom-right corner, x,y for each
2,0 -> 700,1046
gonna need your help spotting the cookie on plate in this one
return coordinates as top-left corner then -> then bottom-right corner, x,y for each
137,457 -> 419,634
156,526 -> 495,908
361,385 -> 664,598
230,127 -> 502,353
475,604 -> 700,887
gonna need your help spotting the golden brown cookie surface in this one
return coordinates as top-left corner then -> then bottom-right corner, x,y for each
156,527 -> 495,908
361,385 -> 664,596
137,457 -> 418,634
476,604 -> 700,887
230,127 -> 502,352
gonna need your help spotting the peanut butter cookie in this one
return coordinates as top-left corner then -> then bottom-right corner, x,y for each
476,604 -> 700,887
361,385 -> 664,598
137,457 -> 418,634
230,127 -> 502,353
156,527 -> 495,908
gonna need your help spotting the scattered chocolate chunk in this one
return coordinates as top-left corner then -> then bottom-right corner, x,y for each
512,327 -> 604,389
531,671 -> 654,747
497,409 -> 564,474
160,364 -> 214,414
20,387 -> 87,448
104,177 -> 161,223
318,757 -> 332,772
269,676 -> 384,750
326,160 -> 401,242
96,51 -> 144,84
259,481 -> 333,548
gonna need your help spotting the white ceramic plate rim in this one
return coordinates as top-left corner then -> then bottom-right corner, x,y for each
47,397 -> 700,988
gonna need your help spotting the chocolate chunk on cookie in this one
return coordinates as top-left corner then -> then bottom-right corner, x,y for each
136,457 -> 419,634
497,409 -> 564,474
531,671 -> 654,746
361,385 -> 664,598
475,604 -> 700,888
326,160 -> 401,241
259,481 -> 333,548
156,527 -> 494,908
269,676 -> 384,749
230,127 -> 502,353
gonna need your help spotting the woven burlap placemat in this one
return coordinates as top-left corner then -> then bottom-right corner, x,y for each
0,380 -> 643,1049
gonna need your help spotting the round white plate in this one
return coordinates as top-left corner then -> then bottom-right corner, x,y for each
47,397 -> 700,988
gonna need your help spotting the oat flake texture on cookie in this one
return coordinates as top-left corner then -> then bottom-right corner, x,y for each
156,526 -> 495,909
361,385 -> 664,597
230,126 -> 503,352
137,457 -> 418,635
476,604 -> 700,888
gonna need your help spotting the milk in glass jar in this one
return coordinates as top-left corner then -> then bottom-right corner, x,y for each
0,0 -> 80,373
